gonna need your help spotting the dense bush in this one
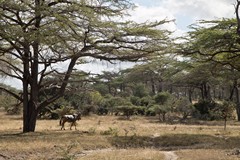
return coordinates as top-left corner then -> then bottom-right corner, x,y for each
154,92 -> 172,105
0,94 -> 20,114
132,84 -> 148,98
80,104 -> 97,116
51,105 -> 76,118
193,100 -> 229,120
153,104 -> 171,121
97,107 -> 108,115
175,98 -> 195,120
130,96 -> 141,106
145,106 -> 156,116
116,105 -> 134,119
116,105 -> 142,119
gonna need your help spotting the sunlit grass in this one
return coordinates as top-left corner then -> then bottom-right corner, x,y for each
78,149 -> 165,160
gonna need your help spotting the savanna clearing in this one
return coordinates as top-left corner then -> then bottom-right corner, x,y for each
1,111 -> 240,160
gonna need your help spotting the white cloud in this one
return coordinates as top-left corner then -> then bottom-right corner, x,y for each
130,0 -> 235,35
76,60 -> 137,74
126,4 -> 180,36
161,0 -> 235,20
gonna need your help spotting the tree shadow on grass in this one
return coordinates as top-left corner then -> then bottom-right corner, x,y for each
109,134 -> 240,150
0,130 -> 86,143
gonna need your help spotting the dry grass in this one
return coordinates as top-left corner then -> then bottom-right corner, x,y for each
177,149 -> 240,160
78,149 -> 165,160
1,111 -> 240,160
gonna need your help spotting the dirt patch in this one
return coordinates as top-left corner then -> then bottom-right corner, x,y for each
76,148 -> 178,160
164,151 -> 178,160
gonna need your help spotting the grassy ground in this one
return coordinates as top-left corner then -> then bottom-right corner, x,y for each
0,112 -> 240,160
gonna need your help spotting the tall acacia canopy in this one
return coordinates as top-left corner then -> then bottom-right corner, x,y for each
181,18 -> 240,70
0,0 -> 171,132
179,18 -> 240,119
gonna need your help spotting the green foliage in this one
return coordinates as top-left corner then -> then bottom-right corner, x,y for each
193,100 -> 217,120
51,105 -> 76,118
175,98 -> 195,119
130,96 -> 154,107
210,101 -> 236,120
93,83 -> 109,96
0,94 -> 20,114
89,91 -> 104,106
154,104 -> 171,114
145,107 -> 156,116
140,96 -> 154,107
130,96 -> 141,106
116,105 -> 137,119
39,97 -> 70,119
193,100 -> 235,121
0,84 -> 20,114
102,96 -> 130,114
154,92 -> 171,105
183,18 -> 240,71
81,104 -> 97,116
132,84 -> 148,98
153,104 -> 171,121
134,106 -> 146,115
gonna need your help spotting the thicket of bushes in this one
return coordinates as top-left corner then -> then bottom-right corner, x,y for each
1,90 -> 235,123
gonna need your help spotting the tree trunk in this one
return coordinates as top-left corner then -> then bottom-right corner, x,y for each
235,85 -> 240,121
200,83 -> 211,100
150,77 -> 155,95
236,104 -> 240,121
188,88 -> 193,103
23,104 -> 38,132
230,79 -> 240,121
224,118 -> 227,130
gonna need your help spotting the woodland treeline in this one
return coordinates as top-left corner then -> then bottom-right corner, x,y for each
0,1 -> 240,132
2,18 -> 240,124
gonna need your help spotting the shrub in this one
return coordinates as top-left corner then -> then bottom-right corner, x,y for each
97,107 -> 108,115
145,106 -> 156,116
135,106 -> 146,115
80,104 -> 97,116
116,105 -> 137,120
153,104 -> 171,122
140,96 -> 154,106
175,98 -> 195,120
51,105 -> 76,118
130,96 -> 141,106
154,92 -> 171,105
193,100 -> 216,120
103,96 -> 129,114
210,101 -> 236,129
132,84 -> 148,98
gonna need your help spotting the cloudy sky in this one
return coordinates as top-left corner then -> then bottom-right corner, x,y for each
79,0 -> 236,73
130,0 -> 235,36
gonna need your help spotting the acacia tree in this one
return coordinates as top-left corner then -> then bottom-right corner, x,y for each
0,0 -> 171,132
179,18 -> 240,120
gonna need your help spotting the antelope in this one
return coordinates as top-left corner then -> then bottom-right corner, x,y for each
59,113 -> 81,130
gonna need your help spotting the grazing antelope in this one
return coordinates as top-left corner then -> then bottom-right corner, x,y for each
59,113 -> 81,130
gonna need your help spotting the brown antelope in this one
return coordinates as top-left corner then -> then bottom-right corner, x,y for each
59,113 -> 81,130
